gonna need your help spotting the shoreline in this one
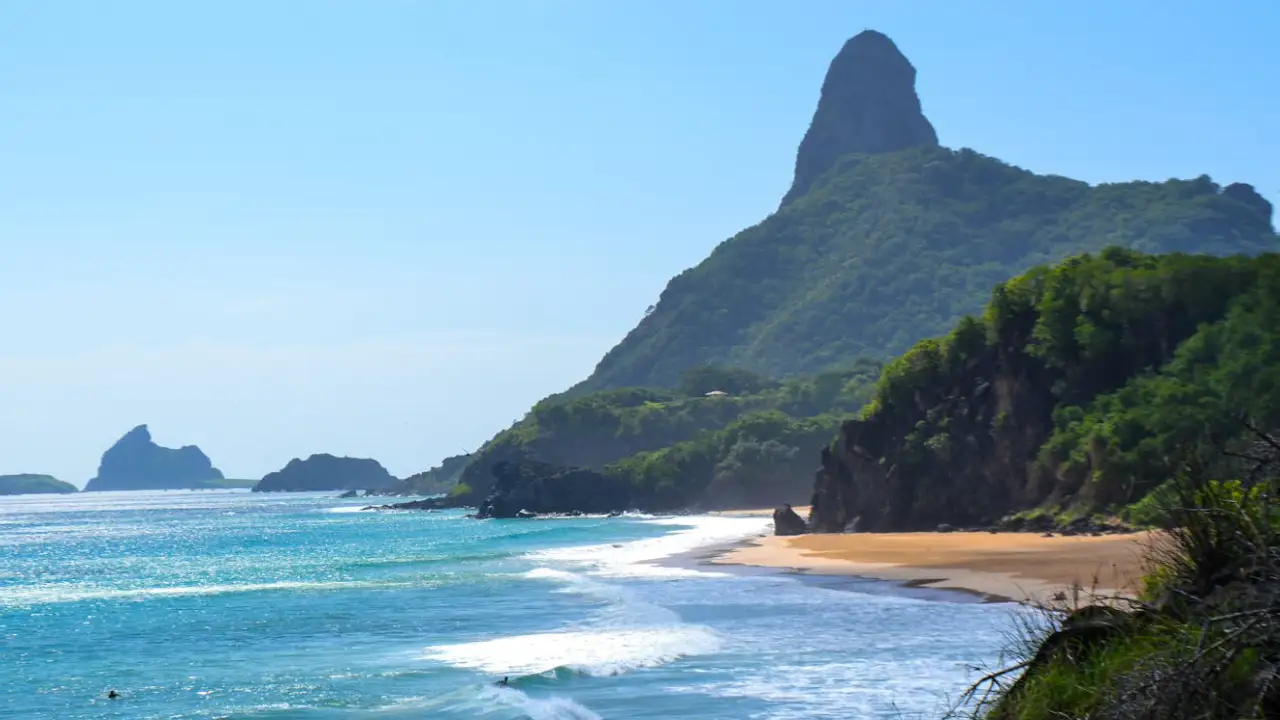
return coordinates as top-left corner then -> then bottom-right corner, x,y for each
699,516 -> 1158,604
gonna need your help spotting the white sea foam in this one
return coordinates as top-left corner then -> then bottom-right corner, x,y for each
424,625 -> 721,677
0,579 -> 412,607
519,567 -> 680,626
525,515 -> 770,578
485,686 -> 603,720
324,505 -> 369,514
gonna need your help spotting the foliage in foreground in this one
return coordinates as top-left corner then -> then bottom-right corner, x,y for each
965,422 -> 1280,719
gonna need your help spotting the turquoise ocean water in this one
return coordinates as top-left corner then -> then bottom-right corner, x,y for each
1,491 -> 1020,719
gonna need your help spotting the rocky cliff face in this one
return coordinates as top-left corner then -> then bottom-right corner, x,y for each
809,338 -> 1054,532
253,454 -> 397,492
780,29 -> 938,206
83,425 -> 224,491
475,460 -> 632,518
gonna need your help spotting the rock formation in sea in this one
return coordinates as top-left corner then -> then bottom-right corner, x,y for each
252,454 -> 398,492
780,29 -> 938,206
0,474 -> 78,495
475,460 -> 632,519
83,425 -> 225,491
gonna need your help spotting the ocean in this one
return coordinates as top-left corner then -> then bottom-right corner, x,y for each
1,491 -> 1022,719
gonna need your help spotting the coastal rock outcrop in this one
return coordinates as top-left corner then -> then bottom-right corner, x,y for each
772,504 -> 808,536
0,474 -> 78,495
475,460 -> 632,519
83,425 -> 224,491
253,454 -> 397,493
780,29 -> 938,206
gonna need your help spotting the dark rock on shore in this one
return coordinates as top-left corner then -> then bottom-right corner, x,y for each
253,454 -> 397,493
365,496 -> 450,511
773,504 -> 808,536
475,460 -> 632,519
84,425 -> 224,492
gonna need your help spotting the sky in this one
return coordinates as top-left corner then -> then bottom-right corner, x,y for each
1,1 -> 1276,486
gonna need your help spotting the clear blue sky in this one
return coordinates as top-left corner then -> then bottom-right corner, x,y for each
1,1 -> 1276,486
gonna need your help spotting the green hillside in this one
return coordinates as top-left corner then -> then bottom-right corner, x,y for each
0,474 -> 77,495
811,249 -> 1280,532
574,151 -> 1278,393
443,361 -> 881,505
416,29 -> 1276,507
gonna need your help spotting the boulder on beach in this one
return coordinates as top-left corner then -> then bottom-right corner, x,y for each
773,504 -> 808,536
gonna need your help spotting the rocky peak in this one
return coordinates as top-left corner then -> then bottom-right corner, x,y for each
781,30 -> 939,206
84,424 -> 224,491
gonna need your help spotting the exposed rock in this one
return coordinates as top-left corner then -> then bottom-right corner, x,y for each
337,489 -> 360,498
773,504 -> 808,536
0,474 -> 77,495
475,460 -> 632,519
83,425 -> 224,491
366,497 -> 449,511
253,454 -> 397,493
781,30 -> 938,206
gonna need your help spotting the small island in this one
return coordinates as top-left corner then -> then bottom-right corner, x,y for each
0,474 -> 78,496
253,454 -> 398,493
83,425 -> 226,492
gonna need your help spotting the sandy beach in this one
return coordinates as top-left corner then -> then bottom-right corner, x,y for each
714,527 -> 1159,604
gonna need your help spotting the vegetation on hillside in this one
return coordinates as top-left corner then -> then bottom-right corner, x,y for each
967,423 -> 1280,719
0,474 -> 77,495
447,360 -> 882,507
574,149 -> 1276,393
811,249 -> 1280,532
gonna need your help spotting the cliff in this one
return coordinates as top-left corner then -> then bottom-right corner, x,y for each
83,425 -> 225,491
0,474 -> 77,495
253,454 -> 398,493
809,249 -> 1280,532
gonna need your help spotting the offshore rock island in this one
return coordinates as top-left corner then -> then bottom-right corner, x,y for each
83,425 -> 225,492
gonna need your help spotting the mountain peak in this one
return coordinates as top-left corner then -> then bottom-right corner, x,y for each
781,30 -> 938,206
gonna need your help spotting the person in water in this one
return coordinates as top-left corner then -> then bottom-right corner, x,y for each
497,677 -> 509,687
107,690 -> 120,699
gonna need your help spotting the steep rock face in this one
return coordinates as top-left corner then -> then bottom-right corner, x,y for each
84,425 -> 224,491
0,474 -> 78,495
782,29 -> 938,206
253,454 -> 397,492
475,460 -> 632,519
809,341 -> 1052,532
808,251 -> 1274,532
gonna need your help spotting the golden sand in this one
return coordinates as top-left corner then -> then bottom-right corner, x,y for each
714,530 -> 1161,604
